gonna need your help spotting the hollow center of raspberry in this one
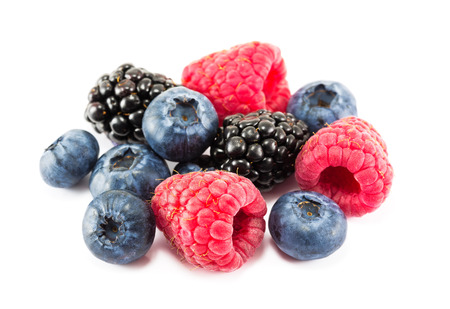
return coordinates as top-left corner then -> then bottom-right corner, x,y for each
319,166 -> 361,194
307,85 -> 337,108
232,210 -> 248,238
170,98 -> 199,126
110,148 -> 136,170
99,216 -> 122,243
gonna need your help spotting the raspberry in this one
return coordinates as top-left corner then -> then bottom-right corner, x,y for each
151,171 -> 266,272
295,117 -> 393,217
181,41 -> 290,125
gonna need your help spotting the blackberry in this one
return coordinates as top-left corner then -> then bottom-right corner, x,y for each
84,63 -> 177,145
210,109 -> 311,192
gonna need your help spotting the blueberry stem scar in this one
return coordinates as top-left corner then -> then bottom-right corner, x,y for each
306,85 -> 337,108
98,216 -> 124,243
45,137 -> 62,151
169,98 -> 199,126
110,148 -> 136,170
297,200 -> 321,217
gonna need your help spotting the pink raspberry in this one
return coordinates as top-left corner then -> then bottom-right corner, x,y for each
181,41 -> 290,125
295,117 -> 393,217
151,170 -> 266,272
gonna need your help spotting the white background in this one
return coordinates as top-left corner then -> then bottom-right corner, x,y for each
2,0 -> 449,308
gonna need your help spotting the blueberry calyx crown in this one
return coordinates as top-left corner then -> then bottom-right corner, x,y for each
306,84 -> 337,108
97,216 -> 124,244
169,97 -> 199,127
45,137 -> 63,151
297,199 -> 321,219
109,148 -> 137,171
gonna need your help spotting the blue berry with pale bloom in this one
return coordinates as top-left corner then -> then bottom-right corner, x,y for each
287,81 -> 357,133
82,190 -> 156,264
89,143 -> 170,200
40,129 -> 99,188
269,190 -> 347,260
142,87 -> 219,162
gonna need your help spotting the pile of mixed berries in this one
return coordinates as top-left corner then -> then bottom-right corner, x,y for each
40,42 -> 393,272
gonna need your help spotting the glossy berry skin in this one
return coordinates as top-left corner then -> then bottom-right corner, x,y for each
84,63 -> 177,145
268,190 -> 347,261
82,190 -> 156,264
40,129 -> 99,188
142,87 -> 219,162
287,81 -> 357,133
89,143 -> 170,200
210,109 -> 310,192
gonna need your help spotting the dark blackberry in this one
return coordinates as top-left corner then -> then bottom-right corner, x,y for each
84,63 -> 177,144
210,109 -> 310,192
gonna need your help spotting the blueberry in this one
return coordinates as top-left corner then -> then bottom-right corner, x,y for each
286,81 -> 357,133
142,87 -> 219,162
89,143 -> 170,200
172,154 -> 215,175
82,190 -> 156,264
40,129 -> 99,188
268,190 -> 347,261
173,162 -> 203,174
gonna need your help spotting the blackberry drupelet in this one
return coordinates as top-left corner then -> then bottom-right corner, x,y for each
84,63 -> 177,144
210,109 -> 310,192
